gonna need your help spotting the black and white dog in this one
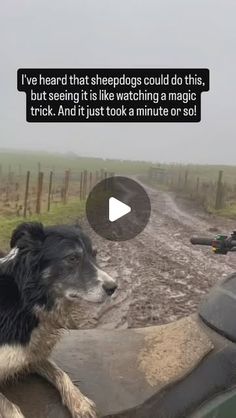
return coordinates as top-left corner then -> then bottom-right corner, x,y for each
0,222 -> 117,418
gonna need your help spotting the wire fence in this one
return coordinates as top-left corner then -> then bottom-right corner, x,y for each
0,165 -> 114,218
147,166 -> 236,211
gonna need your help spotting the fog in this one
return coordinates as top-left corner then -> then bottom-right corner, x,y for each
1,0 -> 235,164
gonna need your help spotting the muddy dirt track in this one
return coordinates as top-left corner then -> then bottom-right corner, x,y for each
81,183 -> 236,330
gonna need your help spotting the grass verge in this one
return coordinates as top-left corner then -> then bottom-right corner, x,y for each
210,204 -> 236,219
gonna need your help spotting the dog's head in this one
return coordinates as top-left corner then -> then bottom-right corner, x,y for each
4,222 -> 117,309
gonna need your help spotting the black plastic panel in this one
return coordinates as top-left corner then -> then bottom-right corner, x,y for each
199,273 -> 236,342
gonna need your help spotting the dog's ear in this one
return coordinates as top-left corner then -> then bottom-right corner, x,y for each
10,222 -> 45,249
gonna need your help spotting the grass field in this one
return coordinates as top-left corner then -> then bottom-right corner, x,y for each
0,149 -> 150,177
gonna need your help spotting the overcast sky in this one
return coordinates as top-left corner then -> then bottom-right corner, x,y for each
0,0 -> 235,164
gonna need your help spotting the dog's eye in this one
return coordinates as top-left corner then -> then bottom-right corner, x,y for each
92,248 -> 97,257
66,254 -> 79,262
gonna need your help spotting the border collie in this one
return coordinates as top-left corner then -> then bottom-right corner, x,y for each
0,222 -> 117,418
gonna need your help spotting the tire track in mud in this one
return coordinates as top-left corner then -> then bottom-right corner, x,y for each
82,184 -> 236,329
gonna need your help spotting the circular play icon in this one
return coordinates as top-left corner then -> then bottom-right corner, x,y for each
86,176 -> 151,241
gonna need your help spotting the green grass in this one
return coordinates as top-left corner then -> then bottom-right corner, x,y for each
0,199 -> 85,251
211,204 -> 236,219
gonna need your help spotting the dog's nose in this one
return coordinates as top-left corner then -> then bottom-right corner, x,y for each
102,282 -> 118,296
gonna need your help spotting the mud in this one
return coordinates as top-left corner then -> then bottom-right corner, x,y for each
80,184 -> 236,329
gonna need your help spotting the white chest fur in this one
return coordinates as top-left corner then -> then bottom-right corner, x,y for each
0,345 -> 28,381
0,322 -> 61,382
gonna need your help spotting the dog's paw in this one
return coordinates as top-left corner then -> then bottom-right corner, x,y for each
70,394 -> 98,418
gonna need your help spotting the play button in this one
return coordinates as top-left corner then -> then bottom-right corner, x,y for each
109,197 -> 131,222
86,176 -> 151,241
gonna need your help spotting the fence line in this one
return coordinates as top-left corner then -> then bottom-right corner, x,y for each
0,166 -> 115,218
148,166 -> 234,211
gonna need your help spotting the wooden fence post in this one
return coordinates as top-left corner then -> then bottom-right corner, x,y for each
89,172 -> 93,192
83,170 -> 88,199
36,172 -> 44,214
215,170 -> 224,210
80,172 -> 84,200
184,170 -> 188,188
178,171 -> 181,189
23,171 -> 30,218
63,170 -> 70,205
15,182 -> 19,206
196,177 -> 199,194
47,171 -> 53,212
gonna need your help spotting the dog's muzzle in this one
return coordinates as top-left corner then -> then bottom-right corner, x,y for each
97,267 -> 117,296
65,267 -> 118,303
